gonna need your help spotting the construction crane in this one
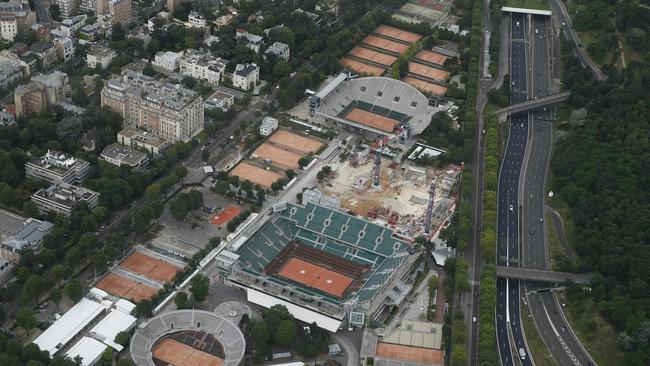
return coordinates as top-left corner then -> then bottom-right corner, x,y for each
424,177 -> 437,235
369,126 -> 407,187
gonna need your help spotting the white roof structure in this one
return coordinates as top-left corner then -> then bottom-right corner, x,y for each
33,298 -> 106,355
88,287 -> 108,301
89,309 -> 137,351
65,337 -> 107,366
501,6 -> 552,16
246,288 -> 342,332
115,299 -> 136,314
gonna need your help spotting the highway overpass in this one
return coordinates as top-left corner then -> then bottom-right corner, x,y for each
496,91 -> 571,121
496,266 -> 592,284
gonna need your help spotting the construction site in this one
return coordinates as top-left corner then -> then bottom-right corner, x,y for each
318,145 -> 461,239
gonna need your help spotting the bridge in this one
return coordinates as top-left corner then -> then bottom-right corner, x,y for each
496,266 -> 592,284
496,91 -> 571,122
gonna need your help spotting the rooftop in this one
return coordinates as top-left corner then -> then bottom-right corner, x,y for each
33,182 -> 99,207
27,150 -> 88,174
30,42 -> 54,54
101,143 -> 148,166
236,29 -> 263,44
234,63 -> 258,77
118,126 -> 169,148
0,208 -> 26,239
2,218 -> 54,251
87,45 -> 116,58
106,71 -> 199,111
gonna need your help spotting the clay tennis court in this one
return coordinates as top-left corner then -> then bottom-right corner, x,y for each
374,25 -> 422,44
211,205 -> 241,226
415,50 -> 449,66
376,343 -> 445,364
345,108 -> 398,133
119,252 -> 182,283
268,130 -> 324,154
340,58 -> 385,76
408,62 -> 450,82
403,76 -> 448,96
96,273 -> 158,302
230,162 -> 283,189
153,338 -> 224,366
253,143 -> 302,169
349,47 -> 398,66
278,258 -> 353,297
362,35 -> 410,54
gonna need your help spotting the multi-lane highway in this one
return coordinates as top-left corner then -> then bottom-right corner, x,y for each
495,12 -> 532,366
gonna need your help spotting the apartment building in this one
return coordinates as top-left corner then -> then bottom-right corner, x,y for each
0,58 -> 23,90
100,143 -> 149,168
53,37 -> 75,62
117,126 -> 169,154
15,71 -> 69,116
25,150 -> 90,185
265,41 -> 290,61
232,63 -> 259,91
1,215 -> 54,263
53,0 -> 79,19
59,14 -> 87,36
188,11 -> 206,28
259,116 -> 278,136
102,71 -> 204,142
0,1 -> 36,42
30,42 -> 58,70
179,49 -> 227,85
86,44 -> 117,69
31,182 -> 100,216
108,0 -> 132,26
152,50 -> 183,72
235,29 -> 263,53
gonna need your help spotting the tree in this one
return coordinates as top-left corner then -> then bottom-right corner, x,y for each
16,307 -> 37,334
64,280 -> 83,303
143,62 -> 156,77
272,60 -> 292,79
181,76 -> 196,89
285,169 -> 296,179
275,319 -> 297,347
175,291 -> 189,309
114,331 -> 131,347
145,183 -> 162,200
52,264 -> 70,286
101,348 -> 113,365
50,288 -> 62,310
134,300 -> 153,318
251,321 -> 270,343
215,181 -> 230,194
23,275 -> 44,306
190,274 -> 210,301
22,200 -> 39,218
201,149 -> 210,162
175,166 -> 188,182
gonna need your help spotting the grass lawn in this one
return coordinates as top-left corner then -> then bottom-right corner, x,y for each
521,304 -> 556,366
558,291 -> 625,366
547,197 -> 577,254
620,38 -> 644,66
545,211 -> 564,271
505,0 -> 551,10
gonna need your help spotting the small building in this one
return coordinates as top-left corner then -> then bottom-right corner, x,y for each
204,90 -> 235,111
31,182 -> 100,216
30,42 -> 57,70
328,343 -> 342,357
1,218 -> 54,263
53,37 -> 75,62
152,50 -> 183,72
100,143 -> 149,169
0,58 -> 24,90
188,10 -> 206,28
79,23 -> 102,43
259,116 -> 278,136
265,41 -> 290,61
59,14 -> 87,37
179,49 -> 227,85
117,126 -> 170,155
65,337 -> 106,366
232,63 -> 259,91
86,45 -> 117,69
25,150 -> 90,185
235,29 -> 263,53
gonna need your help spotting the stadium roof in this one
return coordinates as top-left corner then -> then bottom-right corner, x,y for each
65,337 -> 107,366
89,309 -> 137,351
501,6 -> 551,16
246,288 -> 342,332
33,297 -> 106,355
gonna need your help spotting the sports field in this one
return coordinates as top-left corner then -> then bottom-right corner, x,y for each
277,258 -> 353,297
362,35 -> 410,55
211,205 -> 241,226
119,252 -> 182,283
230,162 -> 283,189
96,273 -> 158,302
153,338 -> 224,366
415,50 -> 449,66
340,58 -> 386,76
374,25 -> 422,44
268,130 -> 324,154
376,343 -> 445,364
349,47 -> 398,66
345,108 -> 398,132
253,143 -> 302,169
403,76 -> 448,96
408,62 -> 450,82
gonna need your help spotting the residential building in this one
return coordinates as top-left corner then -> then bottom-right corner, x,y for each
188,11 -> 206,28
179,49 -> 227,85
204,35 -> 220,47
30,42 -> 58,70
214,14 -> 234,29
25,150 -> 90,184
32,71 -> 69,104
0,259 -> 13,287
59,14 -> 87,36
0,111 -> 16,125
232,63 -> 259,91
204,90 -> 235,111
79,0 -> 96,14
315,0 -> 340,15
13,71 -> 68,117
54,0 -> 79,19
152,50 -> 183,72
53,37 -> 75,62
259,116 -> 278,136
100,143 -> 149,168
108,0 -> 132,26
86,44 -> 116,69
79,23 -> 102,43
166,0 -> 181,13
265,41 -> 290,61
102,71 -> 204,143
235,29 -> 263,53
0,58 -> 24,90
0,1 -> 36,42
117,126 -> 169,154
31,182 -> 100,216
1,217 -> 54,263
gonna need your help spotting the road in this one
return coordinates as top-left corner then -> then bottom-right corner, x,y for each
521,14 -> 596,366
495,12 -> 532,366
547,0 -> 606,81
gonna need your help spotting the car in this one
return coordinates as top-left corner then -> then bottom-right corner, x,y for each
509,204 -> 514,212
472,317 -> 477,323
562,22 -> 566,26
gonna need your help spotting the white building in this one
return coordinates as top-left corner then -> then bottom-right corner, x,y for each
86,45 -> 117,69
152,50 -> 183,72
31,182 -> 100,216
26,150 -> 89,185
204,90 -> 235,111
188,10 -> 206,27
0,58 -> 24,90
0,1 -> 36,42
54,0 -> 79,19
235,29 -> 263,53
53,37 -> 75,62
232,63 -> 259,91
265,41 -> 290,61
117,127 -> 169,155
179,49 -> 227,85
259,116 -> 278,136
59,14 -> 87,36
100,143 -> 149,169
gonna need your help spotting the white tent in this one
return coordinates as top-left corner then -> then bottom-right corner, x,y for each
89,309 -> 137,351
65,337 -> 107,366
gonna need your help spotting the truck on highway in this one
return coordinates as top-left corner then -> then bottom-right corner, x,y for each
519,348 -> 527,360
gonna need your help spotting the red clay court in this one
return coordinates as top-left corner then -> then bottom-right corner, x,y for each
374,25 -> 423,44
362,35 -> 410,54
345,108 -> 398,132
277,258 -> 354,297
408,61 -> 450,82
349,47 -> 398,66
415,50 -> 449,66
403,76 -> 448,96
268,130 -> 324,154
253,143 -> 303,169
153,338 -> 224,366
376,343 -> 445,364
340,58 -> 386,76
119,252 -> 182,283
211,205 -> 241,226
96,273 -> 158,302
230,162 -> 283,189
